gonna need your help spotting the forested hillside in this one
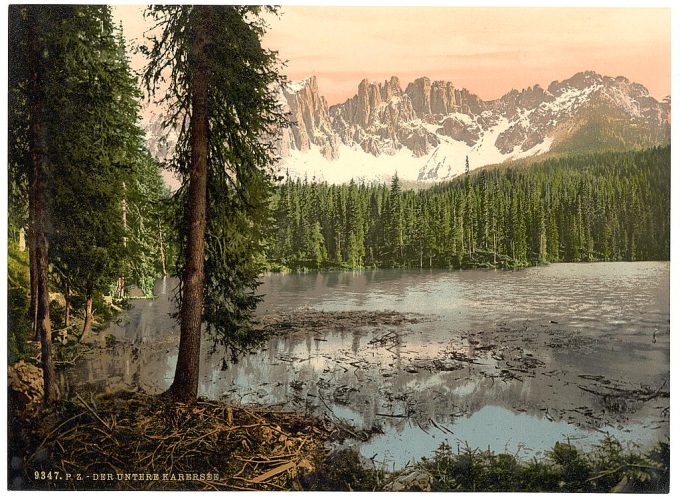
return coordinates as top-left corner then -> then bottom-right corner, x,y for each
269,146 -> 670,270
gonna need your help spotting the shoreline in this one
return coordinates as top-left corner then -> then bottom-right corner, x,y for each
47,306 -> 669,465
7,386 -> 670,492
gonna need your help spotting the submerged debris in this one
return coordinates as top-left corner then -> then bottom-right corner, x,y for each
577,375 -> 669,414
434,360 -> 464,372
254,309 -> 430,340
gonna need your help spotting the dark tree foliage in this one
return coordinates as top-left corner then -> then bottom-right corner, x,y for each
142,6 -> 288,398
124,152 -> 175,295
8,5 -> 81,402
45,9 -> 135,333
269,147 -> 670,270
8,6 -> 170,396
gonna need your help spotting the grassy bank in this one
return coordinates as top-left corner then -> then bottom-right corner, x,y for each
304,438 -> 669,493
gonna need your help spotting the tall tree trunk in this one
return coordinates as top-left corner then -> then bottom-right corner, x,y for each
158,218 -> 167,277
64,283 -> 70,330
28,7 -> 58,404
118,183 -> 127,299
116,276 -> 125,300
167,5 -> 210,402
27,139 -> 38,341
28,194 -> 39,340
80,282 -> 94,340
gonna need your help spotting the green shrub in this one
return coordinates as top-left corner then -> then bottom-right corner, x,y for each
418,437 -> 669,493
8,241 -> 31,362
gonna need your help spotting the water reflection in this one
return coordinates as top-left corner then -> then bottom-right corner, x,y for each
64,263 -> 670,469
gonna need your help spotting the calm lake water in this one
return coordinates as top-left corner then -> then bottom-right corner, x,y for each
64,262 -> 670,469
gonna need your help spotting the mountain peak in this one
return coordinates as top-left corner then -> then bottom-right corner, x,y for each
285,76 -> 318,94
276,71 -> 670,184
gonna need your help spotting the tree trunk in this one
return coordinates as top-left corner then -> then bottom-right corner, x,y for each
28,8 -> 58,404
118,183 -> 127,299
167,6 -> 210,402
64,283 -> 70,330
28,199 -> 39,340
158,219 -> 167,277
116,276 -> 125,300
80,283 -> 94,340
28,152 -> 38,341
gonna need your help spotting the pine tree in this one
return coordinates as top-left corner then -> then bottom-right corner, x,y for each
143,6 -> 287,401
387,174 -> 404,265
8,5 -> 92,403
268,147 -> 669,271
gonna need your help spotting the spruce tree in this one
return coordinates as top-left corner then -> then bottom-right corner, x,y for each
46,8 -> 144,340
8,5 -> 84,403
143,6 -> 287,401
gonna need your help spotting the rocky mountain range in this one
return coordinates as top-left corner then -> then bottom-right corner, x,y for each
278,71 -> 670,183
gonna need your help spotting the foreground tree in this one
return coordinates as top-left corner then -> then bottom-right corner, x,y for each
143,6 -> 287,401
8,5 -> 77,403
45,12 -> 161,340
9,5 -> 168,401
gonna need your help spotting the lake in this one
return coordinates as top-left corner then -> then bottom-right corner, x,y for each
63,262 -> 670,470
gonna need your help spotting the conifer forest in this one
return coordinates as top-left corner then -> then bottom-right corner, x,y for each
270,148 -> 670,271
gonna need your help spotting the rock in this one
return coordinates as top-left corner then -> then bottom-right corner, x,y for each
397,125 -> 439,156
270,71 -> 670,182
437,116 -> 479,146
329,76 -> 419,157
8,361 -> 44,406
383,468 -> 432,491
405,77 -> 432,116
380,76 -> 403,101
282,76 -> 340,160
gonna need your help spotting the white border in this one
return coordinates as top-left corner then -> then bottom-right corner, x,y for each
1,1 -> 677,502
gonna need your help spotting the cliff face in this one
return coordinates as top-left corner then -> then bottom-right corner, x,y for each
281,70 -> 669,179
405,77 -> 486,117
327,76 -> 428,156
282,76 -> 340,160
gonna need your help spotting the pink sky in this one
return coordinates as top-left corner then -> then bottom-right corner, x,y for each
114,5 -> 670,105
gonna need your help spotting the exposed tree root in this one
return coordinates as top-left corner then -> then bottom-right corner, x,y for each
13,391 -> 336,490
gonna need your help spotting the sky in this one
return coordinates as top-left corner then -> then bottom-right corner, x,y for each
113,5 -> 670,105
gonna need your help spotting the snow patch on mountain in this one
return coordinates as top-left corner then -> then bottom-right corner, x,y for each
284,144 -> 423,184
285,79 -> 311,93
281,124 -> 555,185
545,83 -> 603,113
